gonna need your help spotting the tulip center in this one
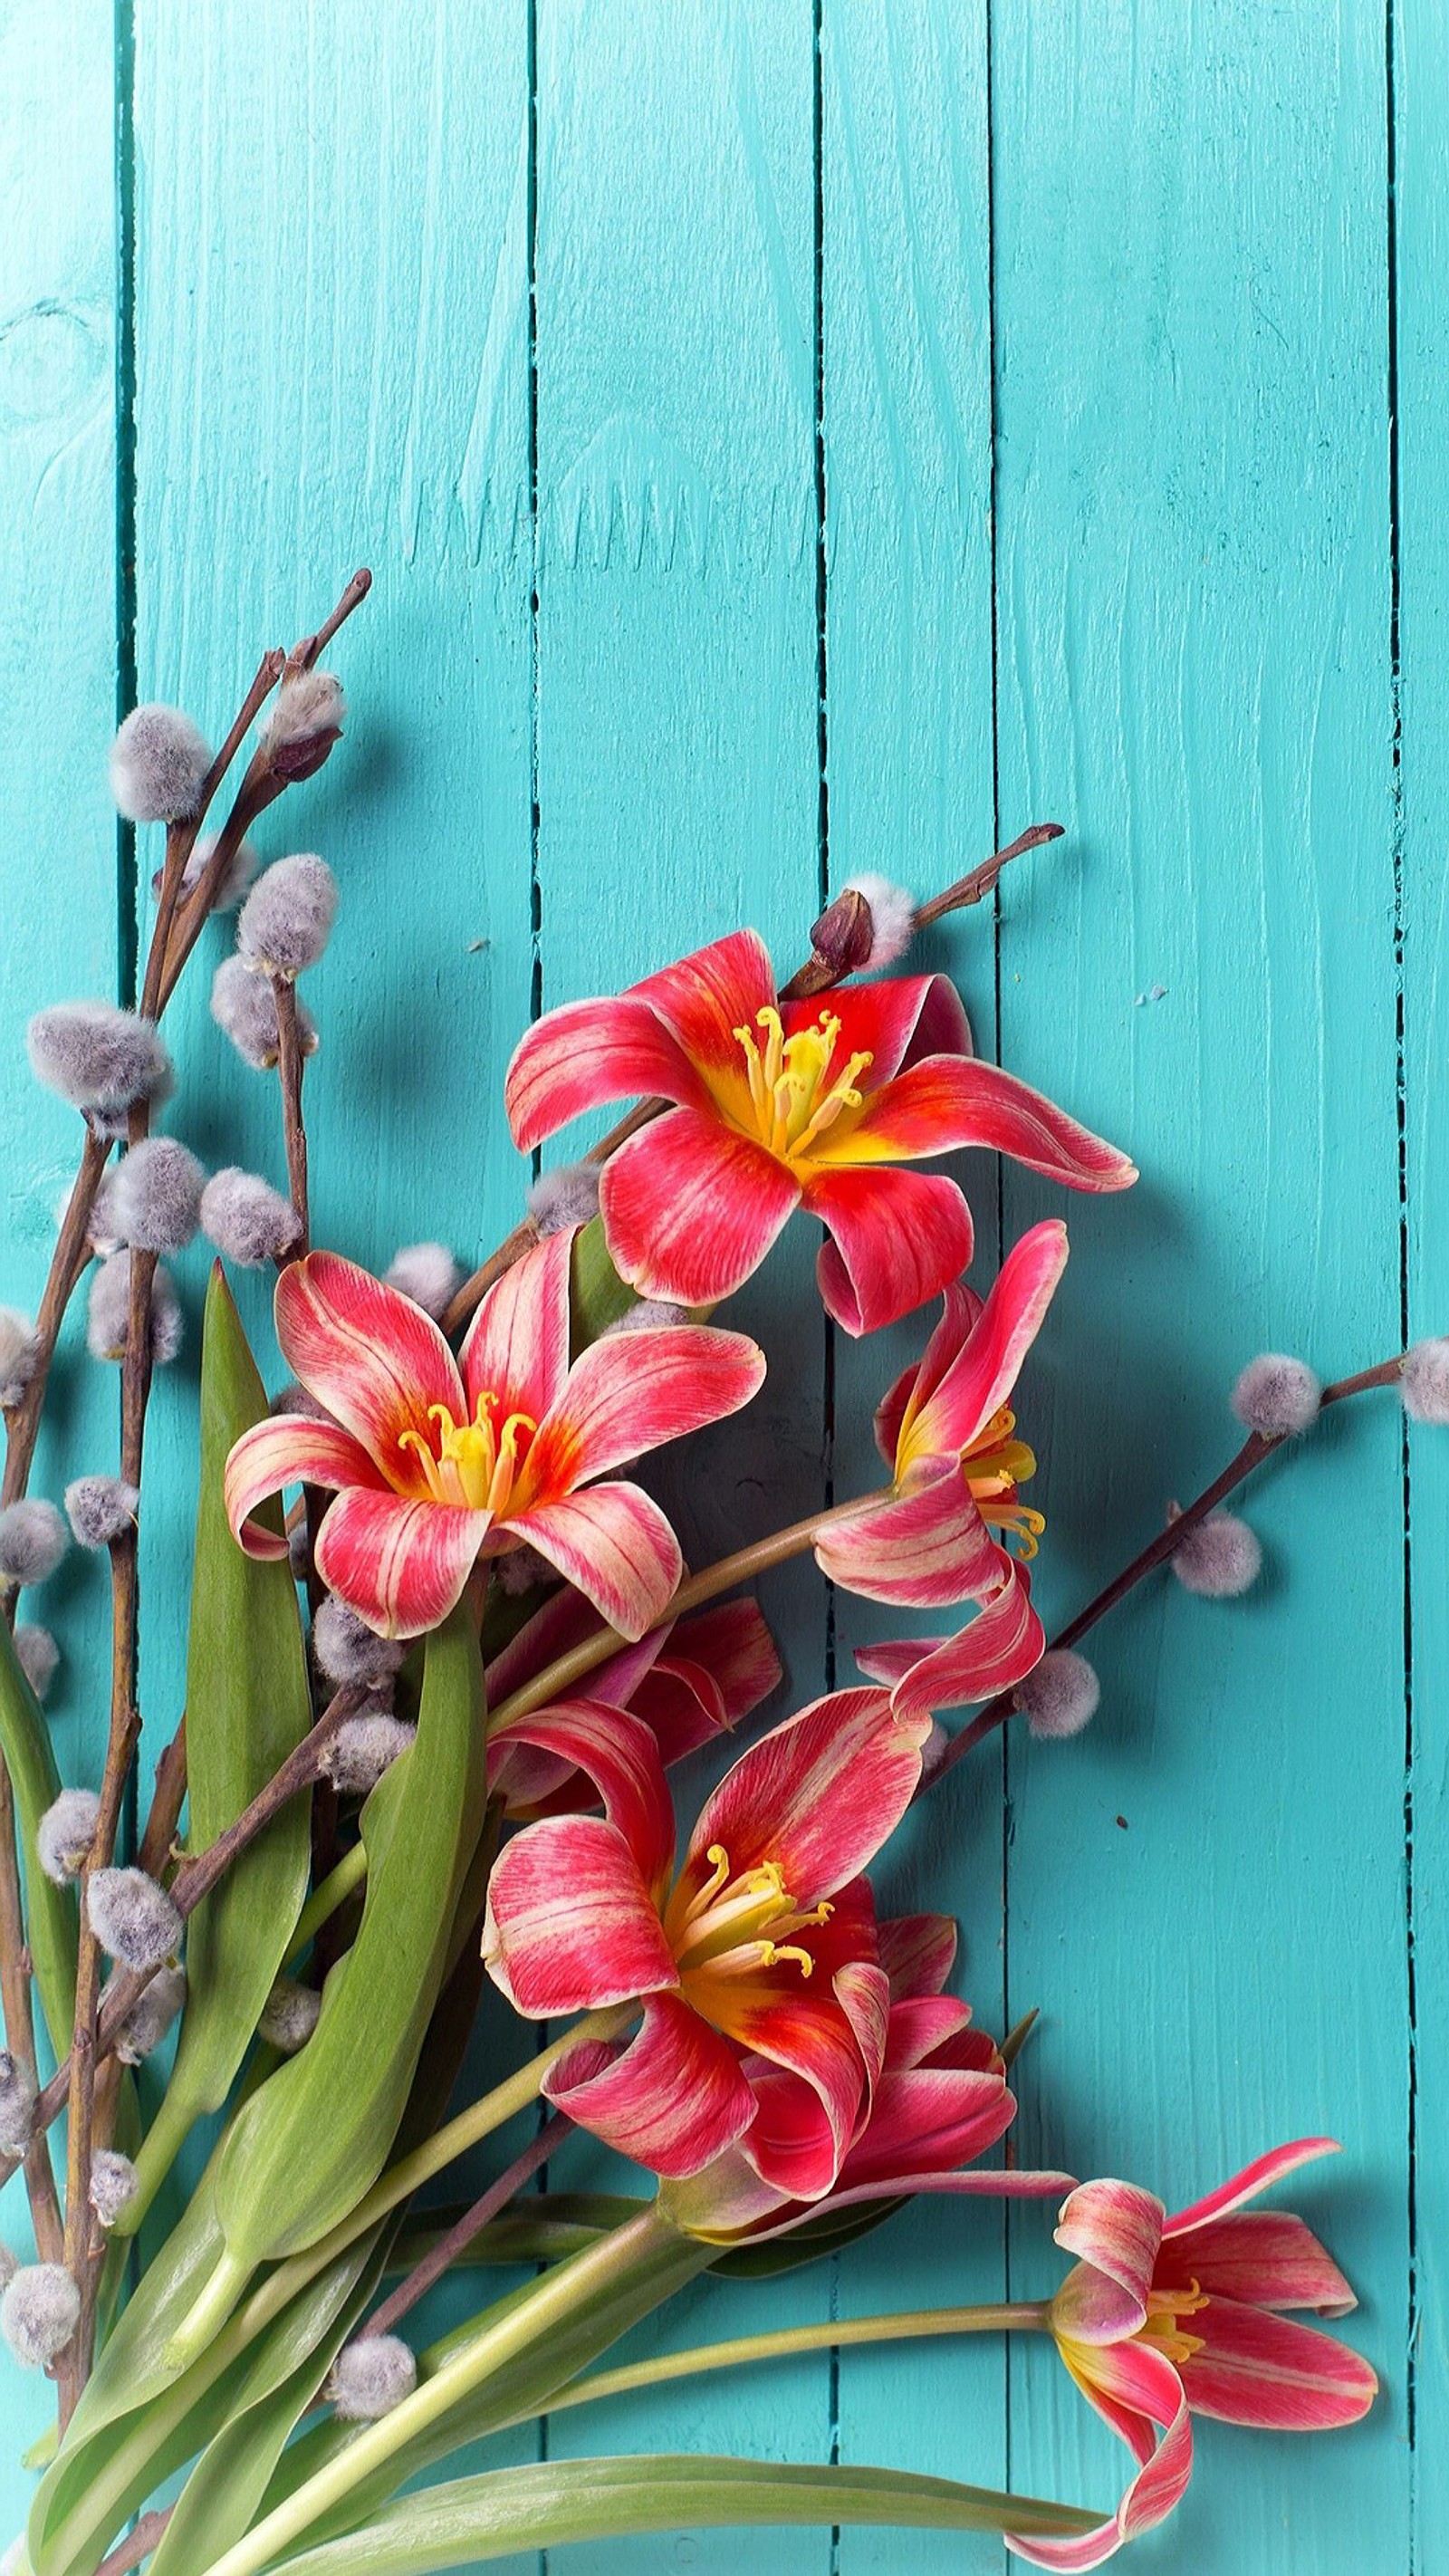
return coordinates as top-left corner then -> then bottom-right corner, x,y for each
1137,2280 -> 1209,2367
732,1006 -> 874,1164
398,1394 -> 535,1514
664,1841 -> 834,2019
964,1405 -> 1046,1560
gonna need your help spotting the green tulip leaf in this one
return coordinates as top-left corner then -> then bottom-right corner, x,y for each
0,1612 -> 76,2059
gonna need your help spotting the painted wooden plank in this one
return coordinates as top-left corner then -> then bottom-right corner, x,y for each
531,5 -> 830,2571
126,0 -> 538,2537
0,0 -> 119,2514
1394,6 -> 1449,2565
819,5 -> 1012,2564
990,4 -> 1407,2570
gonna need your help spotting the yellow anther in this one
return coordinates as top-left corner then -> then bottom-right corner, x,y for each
733,1004 -> 874,1165
699,1845 -> 732,1904
759,1941 -> 814,1977
742,1860 -> 789,1901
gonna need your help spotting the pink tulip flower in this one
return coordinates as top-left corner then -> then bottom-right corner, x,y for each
1008,2140 -> 1379,2570
482,1687 -> 930,2190
224,1230 -> 764,1639
504,931 -> 1136,1334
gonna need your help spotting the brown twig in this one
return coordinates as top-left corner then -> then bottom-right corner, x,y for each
95,2508 -> 171,2576
300,564 -> 372,668
441,832 -> 1059,1336
360,2113 -> 571,2343
0,1764 -> 62,2267
137,1716 -> 187,1881
273,978 -> 311,1254
927,1354 -> 1408,1786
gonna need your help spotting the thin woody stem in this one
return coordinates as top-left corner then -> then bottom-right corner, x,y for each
360,2113 -> 573,2342
137,1716 -> 187,1880
0,1763 -> 62,2266
273,978 -> 311,1253
931,1352 -> 1411,1784
441,831 -> 1058,1335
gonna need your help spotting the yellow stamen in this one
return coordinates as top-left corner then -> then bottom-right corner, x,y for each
730,1005 -> 873,1166
760,1941 -> 814,1977
396,1391 -> 534,1514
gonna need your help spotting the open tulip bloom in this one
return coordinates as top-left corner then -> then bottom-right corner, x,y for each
505,929 -> 1136,1332
224,1226 -> 765,1637
1006,2140 -> 1379,2569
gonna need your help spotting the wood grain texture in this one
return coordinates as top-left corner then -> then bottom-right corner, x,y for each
0,0 -> 1431,2566
0,0 -> 119,2486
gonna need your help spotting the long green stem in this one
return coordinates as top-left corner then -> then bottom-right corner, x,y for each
487,1490 -> 888,1733
284,1840 -> 369,1966
521,2300 -> 1050,2425
199,2206 -> 691,2576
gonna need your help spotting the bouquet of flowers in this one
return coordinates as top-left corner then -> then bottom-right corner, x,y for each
0,572 -> 1427,2575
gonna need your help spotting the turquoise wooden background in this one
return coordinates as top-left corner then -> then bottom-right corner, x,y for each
0,1 -> 1443,2569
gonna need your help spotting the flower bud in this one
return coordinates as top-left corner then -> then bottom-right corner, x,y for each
805,885 -> 876,980
326,2333 -> 417,2420
1170,1507 -> 1262,1599
841,873 -> 917,969
26,1002 -> 172,1119
526,1163 -> 600,1237
109,705 -> 211,823
152,831 -> 258,912
1231,1351 -> 1321,1439
64,1476 -> 140,1550
86,1866 -> 181,1972
14,1627 -> 58,1702
384,1243 -> 461,1321
323,1715 -> 417,1796
0,1310 -> 39,1410
312,1595 -> 406,1687
89,2149 -> 139,2228
260,669 -> 346,783
200,1168 -> 302,1267
111,1964 -> 185,2064
237,854 -> 338,979
1,2264 -> 80,2367
0,1500 -> 67,1588
257,1978 -> 321,2054
0,2052 -> 35,2157
86,1254 -> 183,1367
603,1298 -> 691,1334
110,1137 -> 205,1254
1402,1337 -> 1449,1427
36,1789 -> 101,1886
211,956 -> 320,1071
1013,1649 -> 1101,1740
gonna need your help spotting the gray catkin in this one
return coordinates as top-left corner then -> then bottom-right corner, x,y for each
0,1310 -> 39,1408
109,704 -> 211,823
327,2334 -> 417,2421
211,955 -> 319,1070
152,830 -> 258,911
323,1716 -> 417,1795
111,1964 -> 186,2064
36,1789 -> 101,1887
526,1163 -> 601,1236
257,1979 -> 321,2053
1,2264 -> 81,2367
26,1002 -> 172,1118
384,1243 -> 462,1321
261,670 -> 347,781
13,1626 -> 59,1701
110,1137 -> 206,1254
0,2052 -> 35,2157
236,854 -> 338,977
88,2149 -> 139,2227
86,1254 -> 183,1367
1230,1352 -> 1322,1440
1403,1338 -> 1449,1427
1170,1509 -> 1263,1600
312,1595 -> 406,1687
86,1867 -> 182,1972
0,1500 -> 68,1587
199,1168 -> 302,1265
64,1476 -> 140,1549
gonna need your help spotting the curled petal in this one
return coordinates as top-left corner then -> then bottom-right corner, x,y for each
483,1814 -> 678,2016
1008,2366 -> 1192,2571
673,1600 -> 782,1725
504,993 -> 708,1151
903,1222 -> 1069,1469
274,1252 -> 465,1478
523,1323 -> 766,1496
857,1568 -> 1045,1717
874,1283 -> 982,1471
600,1110 -> 800,1308
818,1467 -> 1003,1610
224,1417 -> 383,1562
837,1055 -> 1137,1191
809,1166 -> 975,1337
1165,2137 -> 1341,2240
1176,2298 -> 1378,2431
506,1483 -> 682,1640
1051,2179 -> 1166,2340
486,1702 -> 676,1897
544,1991 -> 756,2177
687,1687 -> 929,1902
313,1488 -> 489,1640
782,972 -> 971,1094
877,1911 -> 958,2004
726,1985 -> 872,2201
459,1226 -> 573,1426
1176,2210 -> 1358,2316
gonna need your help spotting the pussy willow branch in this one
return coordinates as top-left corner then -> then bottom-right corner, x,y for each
359,2112 -> 572,2343
928,1354 -> 1408,1785
273,979 -> 311,1254
439,823 -> 1061,1337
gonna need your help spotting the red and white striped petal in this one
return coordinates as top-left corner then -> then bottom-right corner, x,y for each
504,993 -> 709,1151
724,1983 -> 871,2200
1172,2210 -> 1358,2315
672,1600 -> 782,1725
830,1056 -> 1137,1191
629,929 -> 777,1080
686,1687 -> 929,1903
483,1813 -> 678,2016
873,1283 -> 981,1472
836,2062 -> 1015,2190
809,1167 -> 976,1336
904,1222 -> 1069,1469
817,1465 -> 1002,1609
883,1994 -> 979,2072
1050,2180 -> 1166,2341
521,1323 -> 766,1497
543,1990 -> 757,2178
629,1658 -> 730,1770
600,1110 -> 801,1307
1008,2364 -> 1192,2571
856,1566 -> 1046,1716
274,1252 -> 465,1479
459,1225 -> 573,1426
224,1416 -> 385,1562
312,1488 -> 490,1640
877,1911 -> 958,2003
781,973 -> 970,1094
1176,2298 -> 1378,2431
486,1702 -> 677,1898
1164,2138 -> 1341,2240
506,1481 -> 682,1639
